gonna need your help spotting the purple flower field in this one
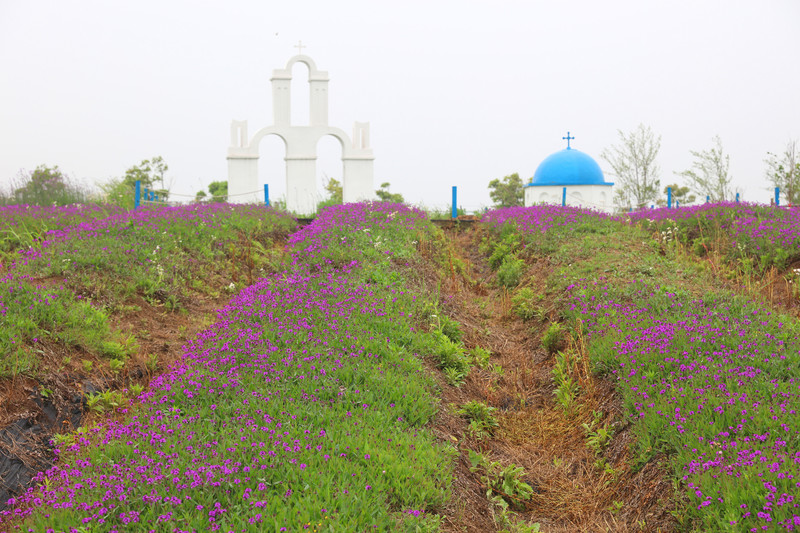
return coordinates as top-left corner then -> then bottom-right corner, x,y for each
628,202 -> 800,268
482,205 -> 609,235
488,204 -> 800,531
0,202 -> 449,532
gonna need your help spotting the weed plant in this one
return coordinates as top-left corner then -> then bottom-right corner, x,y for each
457,400 -> 499,440
541,323 -> 566,355
510,287 -> 537,320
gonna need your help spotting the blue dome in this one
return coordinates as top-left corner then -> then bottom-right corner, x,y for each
528,148 -> 609,186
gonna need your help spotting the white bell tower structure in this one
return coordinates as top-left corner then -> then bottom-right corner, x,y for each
227,45 -> 375,214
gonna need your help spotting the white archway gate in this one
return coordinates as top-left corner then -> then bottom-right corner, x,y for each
227,53 -> 375,214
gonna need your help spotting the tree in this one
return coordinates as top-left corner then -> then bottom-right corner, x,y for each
317,176 -> 344,211
100,178 -> 135,209
657,183 -> 696,207
765,140 -> 800,205
675,135 -> 732,202
13,165 -> 88,205
123,156 -> 170,200
208,181 -> 228,202
194,181 -> 228,203
375,182 -> 404,203
600,124 -> 662,209
324,177 -> 343,203
488,172 -> 524,208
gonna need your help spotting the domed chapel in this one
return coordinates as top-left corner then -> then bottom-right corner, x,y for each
524,132 -> 614,213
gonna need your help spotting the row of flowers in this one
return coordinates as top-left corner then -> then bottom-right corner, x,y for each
489,205 -> 800,531
0,202 -> 448,532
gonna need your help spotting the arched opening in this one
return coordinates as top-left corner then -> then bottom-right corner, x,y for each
317,134 -> 344,206
290,61 -> 310,127
257,133 -> 287,207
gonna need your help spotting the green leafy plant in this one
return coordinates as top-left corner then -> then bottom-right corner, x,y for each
146,353 -> 159,373
488,231 -> 521,269
552,351 -> 579,414
469,346 -> 491,368
542,322 -> 566,354
51,433 -> 75,447
86,391 -> 126,413
109,358 -> 125,374
439,315 -> 462,343
443,366 -> 467,387
468,449 -> 534,511
582,419 -> 614,456
511,287 -> 537,320
457,400 -> 499,440
497,255 -> 524,288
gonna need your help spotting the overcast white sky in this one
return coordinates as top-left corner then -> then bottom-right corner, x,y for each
1,0 -> 799,211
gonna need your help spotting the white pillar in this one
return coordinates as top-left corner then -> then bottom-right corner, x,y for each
342,156 -> 375,203
285,156 -> 318,215
227,156 -> 261,203
309,74 -> 329,126
271,75 -> 291,126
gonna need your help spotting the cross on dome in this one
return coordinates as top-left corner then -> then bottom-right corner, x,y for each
562,131 -> 575,150
294,40 -> 306,55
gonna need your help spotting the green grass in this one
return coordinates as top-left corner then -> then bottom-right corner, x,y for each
0,204 -> 295,377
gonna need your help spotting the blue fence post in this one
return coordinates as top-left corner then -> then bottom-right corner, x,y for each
264,184 -> 270,207
776,187 -> 780,207
706,195 -> 710,204
134,180 -> 141,210
676,200 -> 680,209
562,187 -> 566,207
143,188 -> 149,203
667,186 -> 672,209
451,186 -> 457,219
735,192 -> 740,203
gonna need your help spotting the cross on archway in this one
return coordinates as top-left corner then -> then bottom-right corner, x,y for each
294,40 -> 306,55
563,131 -> 574,149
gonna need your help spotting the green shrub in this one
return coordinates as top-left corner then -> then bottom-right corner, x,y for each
439,315 -> 462,343
542,322 -> 566,354
469,346 -> 491,368
457,400 -> 499,440
432,332 -> 470,375
488,232 -> 521,269
497,255 -> 524,288
511,287 -> 537,319
99,341 -> 125,359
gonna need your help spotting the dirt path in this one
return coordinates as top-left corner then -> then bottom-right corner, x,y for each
430,226 -> 676,532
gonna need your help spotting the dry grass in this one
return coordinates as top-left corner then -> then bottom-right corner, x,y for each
418,226 -> 678,532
